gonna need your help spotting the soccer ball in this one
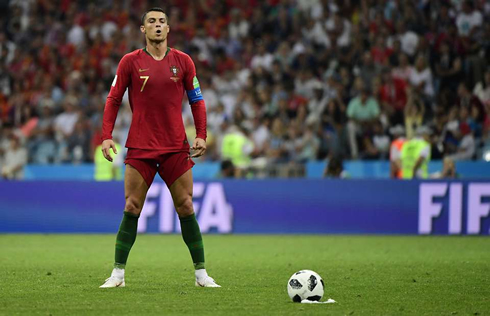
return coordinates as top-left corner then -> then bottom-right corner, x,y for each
287,270 -> 325,302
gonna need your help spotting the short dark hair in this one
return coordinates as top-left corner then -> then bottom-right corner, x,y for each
141,7 -> 166,25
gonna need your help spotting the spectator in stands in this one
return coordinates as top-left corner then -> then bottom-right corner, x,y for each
297,124 -> 321,162
0,0 -> 489,168
67,120 -> 91,163
251,116 -> 270,158
347,87 -> 380,159
359,51 -> 377,88
447,123 -> 476,161
473,69 -> 490,105
392,53 -> 412,82
28,105 -> 56,164
441,157 -> 458,178
371,37 -> 392,67
251,41 -> 274,71
435,41 -> 463,94
456,0 -> 483,37
323,156 -> 348,179
379,68 -> 408,125
1,134 -> 27,180
265,118 -> 288,163
220,159 -> 236,178
228,8 -> 249,40
404,88 -> 425,140
388,40 -> 403,67
409,55 -> 435,101
306,83 -> 328,125
0,32 -> 16,64
456,82 -> 485,123
325,11 -> 351,48
363,121 -> 391,160
302,17 -> 330,50
395,20 -> 419,58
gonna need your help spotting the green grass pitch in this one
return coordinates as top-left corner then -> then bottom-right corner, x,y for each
0,235 -> 489,315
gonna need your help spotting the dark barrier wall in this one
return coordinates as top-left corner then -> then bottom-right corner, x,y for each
1,180 -> 489,235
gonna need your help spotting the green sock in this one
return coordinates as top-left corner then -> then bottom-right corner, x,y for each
179,213 -> 205,270
114,211 -> 139,269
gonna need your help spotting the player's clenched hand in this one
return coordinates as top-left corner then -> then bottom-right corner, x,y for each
191,138 -> 206,158
101,139 -> 118,162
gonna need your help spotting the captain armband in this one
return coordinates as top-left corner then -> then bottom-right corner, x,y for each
187,87 -> 204,104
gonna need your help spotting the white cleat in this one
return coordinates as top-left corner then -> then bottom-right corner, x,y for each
195,276 -> 221,288
99,276 -> 125,288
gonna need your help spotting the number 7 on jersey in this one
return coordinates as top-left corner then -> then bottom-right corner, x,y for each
139,76 -> 149,92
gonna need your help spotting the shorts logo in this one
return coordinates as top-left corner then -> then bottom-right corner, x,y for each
170,66 -> 180,82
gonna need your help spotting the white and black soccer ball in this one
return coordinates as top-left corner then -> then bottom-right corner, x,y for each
287,270 -> 325,302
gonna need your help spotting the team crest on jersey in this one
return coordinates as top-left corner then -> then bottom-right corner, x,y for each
170,66 -> 180,82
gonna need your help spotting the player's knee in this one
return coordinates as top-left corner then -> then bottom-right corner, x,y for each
125,196 -> 143,215
175,196 -> 194,217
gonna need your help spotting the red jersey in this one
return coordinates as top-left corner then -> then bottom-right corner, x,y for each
102,47 -> 207,152
379,78 -> 408,111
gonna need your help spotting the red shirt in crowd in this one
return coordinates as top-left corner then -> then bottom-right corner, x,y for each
379,78 -> 408,111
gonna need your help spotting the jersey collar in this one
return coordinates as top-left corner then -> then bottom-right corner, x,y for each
143,47 -> 171,59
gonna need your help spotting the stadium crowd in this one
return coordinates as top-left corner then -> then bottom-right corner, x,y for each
1,0 -> 490,178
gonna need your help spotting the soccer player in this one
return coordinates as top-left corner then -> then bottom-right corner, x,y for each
99,7 -> 220,288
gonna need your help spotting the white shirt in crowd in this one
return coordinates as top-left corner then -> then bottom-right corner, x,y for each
306,96 -> 329,125
0,39 -> 16,65
228,20 -> 249,40
325,17 -> 351,47
252,124 -> 270,151
67,23 -> 85,47
190,35 -> 216,64
448,135 -> 476,161
456,10 -> 483,36
2,145 -> 27,179
473,82 -> 490,104
202,88 -> 219,111
54,112 -> 79,137
409,67 -> 434,97
250,53 -> 274,71
309,0 -> 339,20
101,21 -> 118,42
373,134 -> 391,155
302,21 -> 331,48
399,31 -> 419,56
295,78 -> 323,99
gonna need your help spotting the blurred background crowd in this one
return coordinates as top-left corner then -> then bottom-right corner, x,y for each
1,0 -> 490,177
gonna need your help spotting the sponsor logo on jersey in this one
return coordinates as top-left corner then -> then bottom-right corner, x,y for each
138,68 -> 150,72
170,65 -> 180,82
